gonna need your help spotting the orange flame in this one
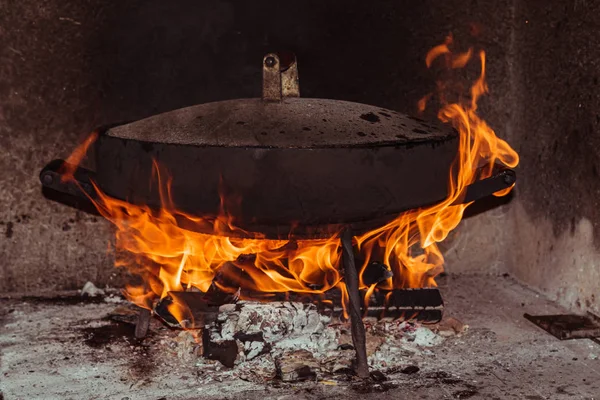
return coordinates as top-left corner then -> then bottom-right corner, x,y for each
59,132 -> 98,182
357,44 -> 518,293
87,161 -> 345,313
62,36 -> 518,324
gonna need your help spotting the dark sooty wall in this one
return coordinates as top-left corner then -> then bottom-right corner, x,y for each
507,1 -> 600,312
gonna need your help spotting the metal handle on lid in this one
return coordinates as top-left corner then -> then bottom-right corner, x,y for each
262,53 -> 300,102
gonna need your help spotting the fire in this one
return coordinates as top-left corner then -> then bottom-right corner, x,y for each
62,36 -> 518,324
356,37 -> 519,291
59,131 -> 98,182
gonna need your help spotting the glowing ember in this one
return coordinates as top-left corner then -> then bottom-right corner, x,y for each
62,37 -> 518,323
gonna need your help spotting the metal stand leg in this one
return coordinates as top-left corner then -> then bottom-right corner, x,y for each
341,228 -> 369,379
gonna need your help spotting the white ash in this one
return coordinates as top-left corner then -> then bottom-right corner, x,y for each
195,351 -> 277,384
408,326 -> 445,347
244,340 -> 265,360
203,300 -> 445,377
103,293 -> 125,304
211,301 -> 339,360
80,281 -> 105,297
172,331 -> 201,362
367,321 -> 444,370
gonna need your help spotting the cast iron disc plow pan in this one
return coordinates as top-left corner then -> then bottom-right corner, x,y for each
40,53 -> 516,239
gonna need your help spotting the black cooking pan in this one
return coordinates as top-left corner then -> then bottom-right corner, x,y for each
40,54 -> 515,239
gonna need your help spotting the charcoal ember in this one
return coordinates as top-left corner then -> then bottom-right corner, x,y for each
107,304 -> 141,325
369,370 -> 387,382
362,262 -> 393,286
234,355 -> 277,383
243,340 -> 268,360
154,297 -> 179,327
172,331 -> 201,362
212,262 -> 251,291
275,349 -> 319,382
400,365 -> 420,374
320,349 -> 354,375
235,253 -> 256,264
202,329 -> 239,368
234,331 -> 272,360
339,329 -> 384,356
234,331 -> 265,342
385,288 -> 443,309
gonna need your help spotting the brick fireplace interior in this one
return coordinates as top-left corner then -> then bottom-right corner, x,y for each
1,1 -> 599,399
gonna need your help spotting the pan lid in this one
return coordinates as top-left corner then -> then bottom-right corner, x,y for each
105,53 -> 456,148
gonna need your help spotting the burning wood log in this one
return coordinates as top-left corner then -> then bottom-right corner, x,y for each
153,284 -> 444,331
153,289 -> 234,328
361,261 -> 393,286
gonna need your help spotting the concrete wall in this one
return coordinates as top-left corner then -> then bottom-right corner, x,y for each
507,1 -> 600,314
5,0 -> 598,313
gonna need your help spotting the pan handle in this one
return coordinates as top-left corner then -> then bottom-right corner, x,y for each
452,166 -> 516,205
39,159 -> 96,200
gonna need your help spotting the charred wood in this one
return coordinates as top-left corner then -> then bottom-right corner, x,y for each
362,261 -> 393,286
134,308 -> 151,339
154,290 -> 230,328
202,329 -> 238,368
275,350 -> 319,382
156,285 -> 444,329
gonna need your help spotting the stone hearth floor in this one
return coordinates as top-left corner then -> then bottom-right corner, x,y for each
1,273 -> 599,399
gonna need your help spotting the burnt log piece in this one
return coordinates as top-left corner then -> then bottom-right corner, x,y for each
275,350 -> 319,382
365,287 -> 444,323
383,287 -> 444,309
202,329 -> 239,368
204,301 -> 337,367
154,290 -> 231,328
362,261 -> 393,286
134,308 -> 151,339
157,286 -> 444,329
320,349 -> 356,375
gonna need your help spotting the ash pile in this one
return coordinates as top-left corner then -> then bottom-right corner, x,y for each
150,295 -> 467,384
